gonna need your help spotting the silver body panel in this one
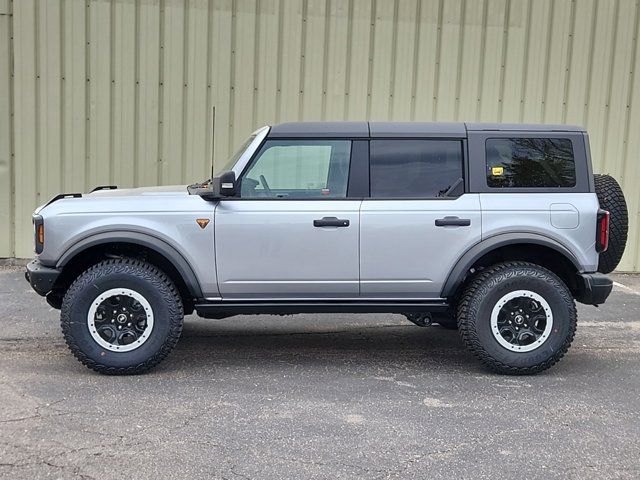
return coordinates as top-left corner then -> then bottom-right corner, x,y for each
360,195 -> 482,298
215,200 -> 361,298
479,193 -> 600,272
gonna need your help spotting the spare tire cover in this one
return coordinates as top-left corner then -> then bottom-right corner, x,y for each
594,174 -> 628,273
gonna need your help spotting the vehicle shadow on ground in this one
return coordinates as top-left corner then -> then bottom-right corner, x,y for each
164,316 -> 484,374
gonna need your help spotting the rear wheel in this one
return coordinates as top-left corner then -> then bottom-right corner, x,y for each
61,258 -> 184,375
457,262 -> 576,375
435,315 -> 458,330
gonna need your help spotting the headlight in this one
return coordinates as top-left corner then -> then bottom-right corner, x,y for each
33,215 -> 44,254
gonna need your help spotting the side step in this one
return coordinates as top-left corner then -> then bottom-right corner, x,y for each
195,300 -> 449,318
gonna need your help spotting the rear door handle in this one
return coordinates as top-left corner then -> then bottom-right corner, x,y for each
435,216 -> 471,227
313,217 -> 350,228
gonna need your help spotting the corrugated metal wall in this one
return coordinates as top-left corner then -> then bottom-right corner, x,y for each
1,0 -> 639,269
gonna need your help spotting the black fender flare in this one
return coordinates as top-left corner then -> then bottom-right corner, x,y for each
440,232 -> 581,298
56,231 -> 204,299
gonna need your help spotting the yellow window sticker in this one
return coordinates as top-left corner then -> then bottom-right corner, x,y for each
491,166 -> 504,176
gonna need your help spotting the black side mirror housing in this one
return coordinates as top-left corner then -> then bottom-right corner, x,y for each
198,170 -> 237,201
217,170 -> 237,197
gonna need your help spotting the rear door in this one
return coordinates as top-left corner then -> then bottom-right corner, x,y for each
360,138 -> 482,298
215,139 -> 365,299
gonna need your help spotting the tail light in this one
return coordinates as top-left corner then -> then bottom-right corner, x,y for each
596,209 -> 609,253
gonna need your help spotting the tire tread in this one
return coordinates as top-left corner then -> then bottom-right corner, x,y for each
457,261 -> 577,375
60,258 -> 183,375
594,174 -> 628,273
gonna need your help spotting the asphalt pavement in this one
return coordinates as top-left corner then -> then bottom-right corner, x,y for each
1,265 -> 639,479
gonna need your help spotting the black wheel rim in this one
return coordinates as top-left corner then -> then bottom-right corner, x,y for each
491,290 -> 553,352
88,289 -> 154,352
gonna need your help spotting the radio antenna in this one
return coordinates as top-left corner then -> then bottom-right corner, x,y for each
210,105 -> 216,181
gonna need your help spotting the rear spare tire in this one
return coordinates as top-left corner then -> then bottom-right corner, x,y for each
594,174 -> 628,273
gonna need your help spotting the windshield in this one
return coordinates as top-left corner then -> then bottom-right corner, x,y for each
213,134 -> 256,176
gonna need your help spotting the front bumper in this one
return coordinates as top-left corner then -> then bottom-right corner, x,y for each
25,259 -> 60,296
575,272 -> 613,306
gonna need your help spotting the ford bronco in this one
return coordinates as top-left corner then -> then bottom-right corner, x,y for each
25,122 -> 628,375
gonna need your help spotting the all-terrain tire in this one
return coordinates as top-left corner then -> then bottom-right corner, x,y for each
435,314 -> 458,330
61,258 -> 184,375
594,174 -> 628,273
457,261 -> 577,375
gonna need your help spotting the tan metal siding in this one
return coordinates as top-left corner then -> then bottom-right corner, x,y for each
0,0 -> 13,257
3,0 -> 640,271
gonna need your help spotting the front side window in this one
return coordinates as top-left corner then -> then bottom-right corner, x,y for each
370,140 -> 464,198
240,140 -> 351,198
486,138 -> 576,188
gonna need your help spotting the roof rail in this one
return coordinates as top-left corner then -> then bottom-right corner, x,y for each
90,185 -> 118,193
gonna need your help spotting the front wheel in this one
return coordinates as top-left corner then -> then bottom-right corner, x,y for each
457,262 -> 577,375
61,258 -> 184,375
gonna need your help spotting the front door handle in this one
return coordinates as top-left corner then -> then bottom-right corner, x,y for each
435,216 -> 471,227
313,217 -> 350,228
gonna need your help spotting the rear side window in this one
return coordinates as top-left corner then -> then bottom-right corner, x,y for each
486,138 -> 576,188
370,140 -> 464,198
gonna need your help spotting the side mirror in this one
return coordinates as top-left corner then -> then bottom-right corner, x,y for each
216,170 -> 237,197
199,170 -> 237,201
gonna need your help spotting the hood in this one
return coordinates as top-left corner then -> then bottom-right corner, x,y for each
87,185 -> 189,198
34,185 -> 193,215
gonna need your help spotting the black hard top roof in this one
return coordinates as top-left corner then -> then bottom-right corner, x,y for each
268,121 -> 369,137
267,121 -> 585,138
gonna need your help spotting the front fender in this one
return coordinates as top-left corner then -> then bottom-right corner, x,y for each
56,231 -> 204,299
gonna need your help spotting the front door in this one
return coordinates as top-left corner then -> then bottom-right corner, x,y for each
359,138 -> 482,298
215,139 -> 361,299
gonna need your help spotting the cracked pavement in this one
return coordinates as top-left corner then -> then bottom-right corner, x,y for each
1,266 -> 639,479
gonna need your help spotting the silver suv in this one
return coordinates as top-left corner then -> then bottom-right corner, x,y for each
25,122 -> 628,375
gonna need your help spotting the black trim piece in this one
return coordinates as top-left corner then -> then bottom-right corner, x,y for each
347,140 -> 369,198
56,231 -> 204,299
575,272 -> 612,305
583,133 -> 595,192
90,185 -> 118,193
358,196 -> 464,201
42,192 -> 82,208
195,300 -> 449,316
462,137 -> 470,193
435,216 -> 471,227
25,259 -> 61,296
440,233 -> 582,298
313,217 -> 350,227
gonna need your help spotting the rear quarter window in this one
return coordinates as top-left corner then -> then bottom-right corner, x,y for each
486,138 -> 576,188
